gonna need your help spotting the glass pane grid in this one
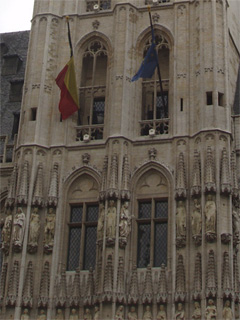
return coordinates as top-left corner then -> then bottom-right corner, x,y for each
155,201 -> 168,218
67,228 -> 81,271
71,206 -> 83,222
87,205 -> 98,221
83,226 -> 97,270
154,223 -> 167,267
93,100 -> 105,112
137,224 -> 151,268
139,202 -> 151,219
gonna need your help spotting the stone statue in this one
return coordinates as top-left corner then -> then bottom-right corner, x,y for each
233,208 -> 240,235
192,301 -> 201,319
106,200 -> 116,239
205,299 -> 217,320
93,306 -> 100,320
222,300 -> 233,320
37,309 -> 47,320
115,305 -> 124,320
157,304 -> 167,320
84,308 -> 92,320
192,199 -> 202,235
2,209 -> 12,245
204,195 -> 216,233
69,308 -> 79,320
28,207 -> 40,246
128,306 -> 138,320
13,207 -> 26,245
175,303 -> 185,320
44,208 -> 56,246
56,309 -> 64,320
143,305 -> 152,320
97,203 -> 105,240
176,201 -> 186,237
21,309 -> 30,320
119,201 -> 131,238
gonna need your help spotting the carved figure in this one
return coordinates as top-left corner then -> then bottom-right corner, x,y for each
175,303 -> 185,320
70,308 -> 78,320
29,207 -> 40,245
157,304 -> 167,320
176,201 -> 186,237
115,305 -> 124,320
143,305 -> 152,320
84,308 -> 92,320
233,209 -> 240,235
205,299 -> 217,320
2,210 -> 12,244
37,309 -> 47,320
21,309 -> 30,320
119,201 -> 131,238
106,200 -> 116,239
222,300 -> 233,320
44,208 -> 56,245
56,309 -> 64,320
192,199 -> 202,235
204,195 -> 216,233
13,207 -> 26,244
97,204 -> 105,240
192,302 -> 201,319
128,306 -> 137,320
93,306 -> 100,320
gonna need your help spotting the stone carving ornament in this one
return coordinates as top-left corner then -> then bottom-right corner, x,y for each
222,300 -> 233,320
192,198 -> 202,246
205,195 -> 217,241
21,309 -> 30,320
176,201 -> 186,247
56,309 -> 64,319
106,200 -> 116,240
119,201 -> 131,247
69,308 -> 78,320
192,301 -> 201,319
156,304 -> 167,320
175,303 -> 185,320
13,207 -> 26,251
28,207 -> 40,252
97,203 -> 104,240
84,308 -> 92,320
115,305 -> 124,320
93,306 -> 100,320
44,208 -> 56,252
1,209 -> 12,254
205,299 -> 217,320
37,309 -> 47,320
143,305 -> 152,320
128,306 -> 137,320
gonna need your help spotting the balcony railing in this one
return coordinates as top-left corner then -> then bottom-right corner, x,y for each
86,0 -> 111,12
140,119 -> 169,136
76,125 -> 104,142
145,0 -> 170,4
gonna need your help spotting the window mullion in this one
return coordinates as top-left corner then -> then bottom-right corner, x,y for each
150,199 -> 155,267
89,55 -> 97,126
153,73 -> 157,123
79,203 -> 86,269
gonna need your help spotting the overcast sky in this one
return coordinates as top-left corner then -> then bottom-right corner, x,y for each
0,0 -> 34,33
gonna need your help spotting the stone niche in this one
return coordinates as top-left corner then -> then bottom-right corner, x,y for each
136,169 -> 168,197
68,173 -> 99,201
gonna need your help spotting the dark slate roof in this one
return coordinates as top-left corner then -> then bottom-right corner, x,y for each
233,64 -> 240,115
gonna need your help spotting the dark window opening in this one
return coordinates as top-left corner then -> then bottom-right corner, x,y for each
9,80 -> 23,102
156,92 -> 168,119
30,108 -> 37,121
11,112 -> 20,139
180,98 -> 183,111
206,92 -> 213,105
218,92 -> 224,107
92,98 -> 105,124
2,55 -> 22,75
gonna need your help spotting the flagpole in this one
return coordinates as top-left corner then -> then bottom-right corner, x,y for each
148,6 -> 167,117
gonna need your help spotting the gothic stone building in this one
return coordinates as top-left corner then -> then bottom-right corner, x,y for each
0,0 -> 240,319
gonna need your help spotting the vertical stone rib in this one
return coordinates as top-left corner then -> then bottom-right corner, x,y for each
205,147 -> 216,192
142,265 -> 153,304
157,263 -> 168,303
6,260 -> 19,306
38,261 -> 50,308
175,255 -> 186,302
17,160 -> 29,205
69,268 -> 81,307
231,151 -> 239,198
84,267 -> 95,306
206,250 -> 217,298
99,155 -> 108,200
5,163 -> 18,207
0,263 -> 8,303
121,154 -> 130,199
116,257 -> 126,303
22,261 -> 33,308
128,265 -> 139,304
220,148 -> 231,194
192,253 -> 202,300
222,252 -> 233,299
103,255 -> 113,302
191,150 -> 201,196
175,152 -> 187,198
32,162 -> 44,206
47,162 -> 59,206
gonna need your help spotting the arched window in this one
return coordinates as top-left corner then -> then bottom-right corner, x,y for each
66,173 -> 99,271
140,33 -> 170,136
134,168 -> 169,268
77,40 -> 108,141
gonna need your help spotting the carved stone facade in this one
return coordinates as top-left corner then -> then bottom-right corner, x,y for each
0,0 -> 240,319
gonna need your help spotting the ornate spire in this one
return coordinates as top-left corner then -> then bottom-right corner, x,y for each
22,261 -> 33,308
142,265 -> 153,304
204,147 -> 216,193
107,154 -> 119,198
175,255 -> 186,302
175,153 -> 187,199
84,267 -> 95,306
222,252 -> 233,299
206,250 -> 217,298
157,263 -> 168,303
115,257 -> 126,303
121,155 -> 130,200
38,261 -> 50,308
55,269 -> 67,307
17,160 -> 29,205
191,150 -> 201,196
220,148 -> 231,195
233,254 -> 240,297
192,253 -> 202,300
69,268 -> 81,307
231,151 -> 239,199
128,265 -> 139,304
5,163 -> 18,208
103,255 -> 113,302
32,162 -> 44,206
95,258 -> 102,296
6,260 -> 19,306
0,263 -> 8,304
99,155 -> 108,200
47,162 -> 59,207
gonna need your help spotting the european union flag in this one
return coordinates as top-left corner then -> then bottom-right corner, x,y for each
131,41 -> 158,82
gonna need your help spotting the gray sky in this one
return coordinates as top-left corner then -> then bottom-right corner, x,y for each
0,0 -> 34,33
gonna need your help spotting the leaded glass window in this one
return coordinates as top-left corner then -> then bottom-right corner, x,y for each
67,204 -> 98,271
137,200 -> 168,268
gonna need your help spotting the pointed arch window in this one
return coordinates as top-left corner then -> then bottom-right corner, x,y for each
140,33 -> 170,136
77,40 -> 108,141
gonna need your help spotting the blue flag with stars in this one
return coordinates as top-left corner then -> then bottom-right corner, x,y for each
131,33 -> 158,82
